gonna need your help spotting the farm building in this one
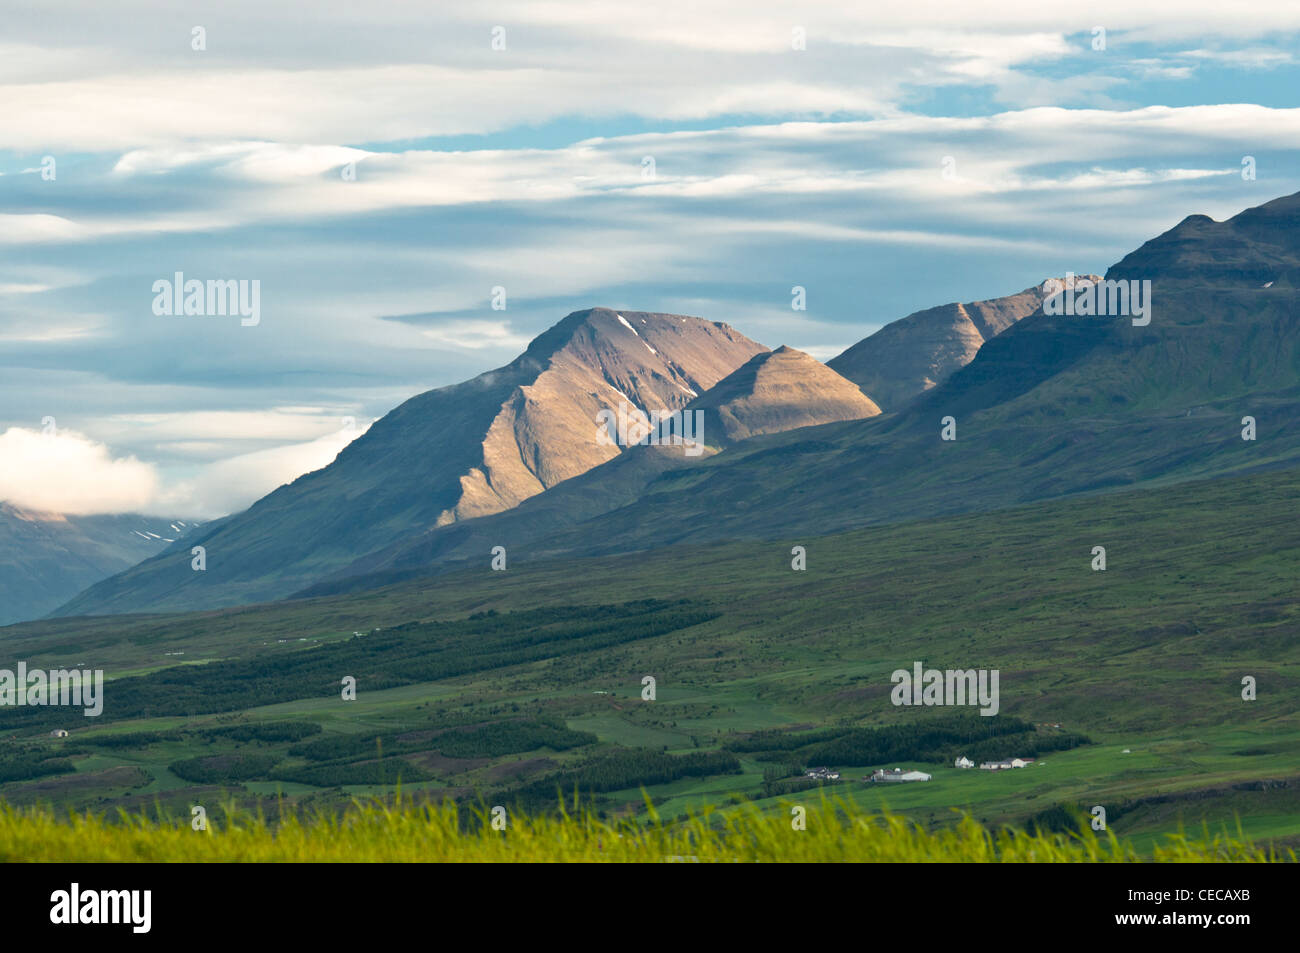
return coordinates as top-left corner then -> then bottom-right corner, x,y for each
979,757 -> 1034,770
954,756 -> 975,769
869,768 -> 931,783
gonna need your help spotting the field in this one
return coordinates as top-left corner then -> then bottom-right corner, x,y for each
1,465 -> 1298,858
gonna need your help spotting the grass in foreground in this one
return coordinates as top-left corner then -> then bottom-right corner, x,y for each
0,795 -> 1291,863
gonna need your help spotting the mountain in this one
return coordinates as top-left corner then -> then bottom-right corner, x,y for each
309,347 -> 882,591
686,346 -> 881,445
827,277 -> 1098,411
57,192 -> 1300,615
0,505 -> 200,626
54,309 -> 765,615
297,191 -> 1300,592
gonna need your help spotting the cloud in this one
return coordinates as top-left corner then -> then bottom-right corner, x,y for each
1177,48 -> 1297,69
100,409 -> 362,445
5,3 -> 1299,151
0,421 -> 369,519
11,105 -> 1300,250
0,427 -> 158,515
413,320 -> 535,351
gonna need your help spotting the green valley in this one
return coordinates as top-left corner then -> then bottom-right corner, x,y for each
2,463 -> 1296,852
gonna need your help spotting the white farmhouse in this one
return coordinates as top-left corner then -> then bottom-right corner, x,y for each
869,768 -> 932,783
805,766 -> 841,781
954,756 -> 975,769
979,757 -> 1034,770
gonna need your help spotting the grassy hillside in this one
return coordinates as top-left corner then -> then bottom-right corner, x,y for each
2,464 -> 1298,852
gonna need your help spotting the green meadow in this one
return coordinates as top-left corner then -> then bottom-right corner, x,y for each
1,465 -> 1298,858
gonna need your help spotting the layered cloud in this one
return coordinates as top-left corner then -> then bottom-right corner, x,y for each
5,2 -> 1300,151
6,106 -> 1297,250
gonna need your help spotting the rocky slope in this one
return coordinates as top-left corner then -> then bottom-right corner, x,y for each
686,346 -> 881,446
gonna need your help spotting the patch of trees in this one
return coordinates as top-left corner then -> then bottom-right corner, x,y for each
1026,803 -> 1092,835
960,730 -> 1090,764
432,720 -> 595,759
725,727 -> 845,753
288,733 -> 390,762
83,721 -> 322,749
0,600 -> 717,729
725,716 -> 1091,767
506,748 -> 742,809
0,750 -> 75,784
85,729 -> 180,748
271,759 -> 433,787
287,718 -> 595,763
761,776 -> 828,798
169,752 -> 283,784
199,722 -> 322,743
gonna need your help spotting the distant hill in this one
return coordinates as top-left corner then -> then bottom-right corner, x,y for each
687,345 -> 881,445
828,277 -> 1098,411
0,505 -> 199,625
54,309 -> 765,615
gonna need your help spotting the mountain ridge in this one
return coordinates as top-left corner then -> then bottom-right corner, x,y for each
54,191 -> 1300,617
294,191 -> 1300,594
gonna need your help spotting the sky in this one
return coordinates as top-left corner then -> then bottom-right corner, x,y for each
2,1 -> 1299,518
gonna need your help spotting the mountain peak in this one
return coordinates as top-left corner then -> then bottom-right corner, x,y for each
1109,190 -> 1300,288
687,345 -> 881,445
